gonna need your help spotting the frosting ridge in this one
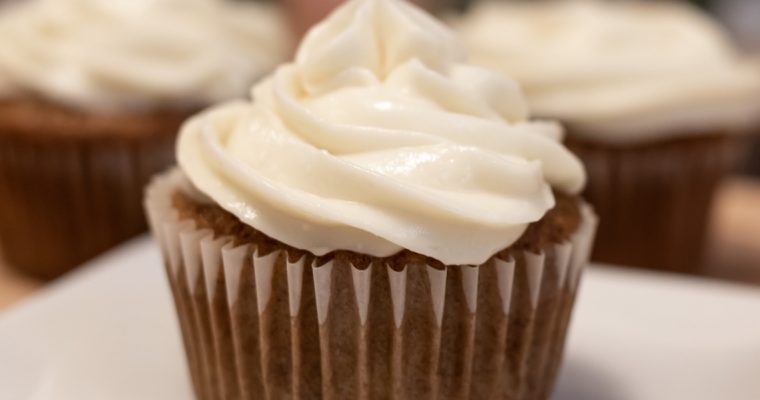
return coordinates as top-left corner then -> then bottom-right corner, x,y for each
178,0 -> 586,265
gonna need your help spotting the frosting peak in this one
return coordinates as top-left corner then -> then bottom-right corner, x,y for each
295,0 -> 462,90
178,0 -> 586,265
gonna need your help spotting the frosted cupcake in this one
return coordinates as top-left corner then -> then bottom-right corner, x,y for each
0,0 -> 290,279
145,1 -> 597,399
456,0 -> 760,272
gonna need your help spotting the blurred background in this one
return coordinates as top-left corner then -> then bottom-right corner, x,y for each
0,0 -> 758,309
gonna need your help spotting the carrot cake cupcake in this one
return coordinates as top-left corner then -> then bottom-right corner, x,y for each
146,0 -> 597,398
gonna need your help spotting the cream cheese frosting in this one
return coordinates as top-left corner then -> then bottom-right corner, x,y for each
455,0 -> 760,144
0,0 -> 290,111
177,0 -> 586,266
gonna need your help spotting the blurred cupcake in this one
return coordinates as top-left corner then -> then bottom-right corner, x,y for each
145,0 -> 597,399
456,0 -> 760,273
0,0 -> 290,279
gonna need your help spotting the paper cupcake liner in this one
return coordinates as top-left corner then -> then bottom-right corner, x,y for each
0,131 -> 176,279
145,170 -> 598,400
567,133 -> 739,273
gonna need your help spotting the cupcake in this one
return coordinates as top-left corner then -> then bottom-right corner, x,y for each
145,0 -> 597,399
0,0 -> 290,279
455,0 -> 760,273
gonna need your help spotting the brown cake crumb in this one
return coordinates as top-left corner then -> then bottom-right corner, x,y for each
171,189 -> 582,268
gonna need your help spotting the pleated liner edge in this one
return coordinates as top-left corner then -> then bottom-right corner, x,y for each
145,169 -> 598,400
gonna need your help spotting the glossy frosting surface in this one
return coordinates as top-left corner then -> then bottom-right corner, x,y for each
456,0 -> 760,143
178,0 -> 586,265
0,0 -> 290,110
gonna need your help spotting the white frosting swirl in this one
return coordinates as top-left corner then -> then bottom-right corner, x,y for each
0,0 -> 290,110
455,0 -> 760,144
178,0 -> 586,265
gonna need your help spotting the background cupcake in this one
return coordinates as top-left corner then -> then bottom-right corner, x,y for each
455,0 -> 760,273
0,0 -> 290,279
146,0 -> 597,398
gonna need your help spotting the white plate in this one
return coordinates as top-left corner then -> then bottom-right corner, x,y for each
0,237 -> 759,400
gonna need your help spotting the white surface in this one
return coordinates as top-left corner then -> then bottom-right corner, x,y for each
1,237 -> 759,400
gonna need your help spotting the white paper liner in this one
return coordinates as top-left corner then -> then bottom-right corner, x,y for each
145,169 -> 598,400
